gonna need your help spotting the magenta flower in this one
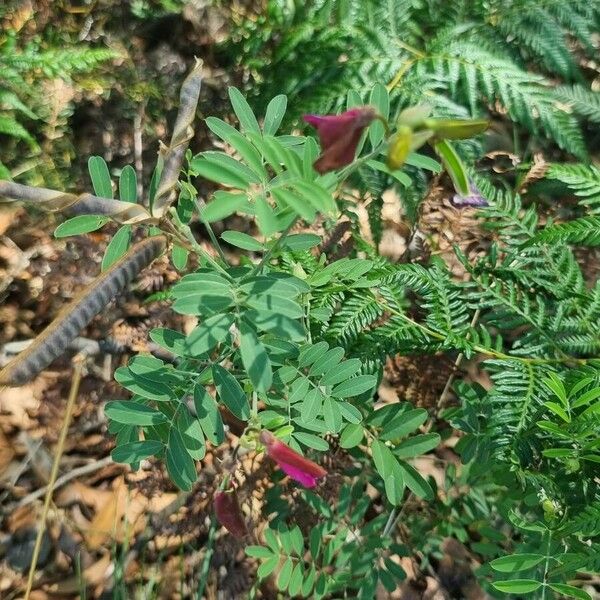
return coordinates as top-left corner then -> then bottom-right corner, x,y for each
304,106 -> 377,173
260,430 -> 327,488
214,483 -> 248,538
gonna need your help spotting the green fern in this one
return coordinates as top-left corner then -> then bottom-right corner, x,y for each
545,164 -> 600,214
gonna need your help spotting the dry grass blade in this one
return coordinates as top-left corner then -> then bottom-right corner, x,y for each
23,354 -> 84,600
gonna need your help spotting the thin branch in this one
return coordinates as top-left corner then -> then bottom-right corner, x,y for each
16,455 -> 114,508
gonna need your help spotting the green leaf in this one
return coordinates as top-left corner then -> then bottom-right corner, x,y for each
320,358 -> 361,386
257,555 -> 279,579
278,557 -> 294,591
194,384 -> 224,445
246,294 -> 304,319
434,140 -> 469,196
149,328 -> 187,356
111,440 -> 163,464
293,431 -> 328,451
201,191 -> 249,223
255,194 -> 279,236
300,388 -> 324,423
572,386 -> 600,408
185,313 -> 234,357
548,584 -> 592,600
166,428 -> 197,491
221,230 -> 264,251
55,215 -> 109,238
331,375 -> 376,398
381,409 -> 428,440
309,347 -> 344,377
544,401 -> 571,423
171,245 -> 189,271
340,423 -> 364,448
263,94 -> 287,135
205,117 -> 264,176
105,401 -> 168,426
404,152 -> 442,172
289,526 -> 304,556
114,367 -> 174,402
239,322 -> 273,393
88,156 -> 113,198
492,580 -> 542,594
369,83 -> 389,146
282,233 -> 321,251
272,187 -> 316,222
191,155 -> 252,189
288,562 -> 304,597
366,160 -> 412,187
323,396 -> 342,432
118,165 -> 137,202
245,546 -> 274,559
396,460 -> 433,499
177,409 -> 206,460
101,225 -> 132,271
371,440 -> 405,505
544,373 -> 568,406
298,342 -> 329,367
393,433 -> 440,458
213,364 -> 249,420
228,87 -> 260,133
490,554 -> 546,573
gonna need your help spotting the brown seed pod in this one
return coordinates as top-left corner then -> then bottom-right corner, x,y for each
0,235 -> 167,386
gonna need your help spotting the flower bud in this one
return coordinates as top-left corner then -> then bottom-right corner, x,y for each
260,430 -> 327,488
386,126 -> 413,170
214,484 -> 248,538
304,107 -> 377,173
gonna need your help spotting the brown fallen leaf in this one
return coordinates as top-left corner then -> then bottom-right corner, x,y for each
0,382 -> 42,428
44,552 -> 111,596
84,476 -> 148,550
55,480 -> 114,511
0,427 -> 15,476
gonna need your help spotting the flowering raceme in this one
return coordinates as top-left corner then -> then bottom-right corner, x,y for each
214,482 -> 248,538
259,430 -> 327,488
304,106 -> 377,173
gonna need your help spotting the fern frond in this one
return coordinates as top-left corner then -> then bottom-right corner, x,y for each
545,164 -> 600,214
530,216 -> 600,246
554,85 -> 600,124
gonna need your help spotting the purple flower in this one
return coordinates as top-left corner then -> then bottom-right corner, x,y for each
260,430 -> 327,488
214,483 -> 248,538
451,180 -> 488,207
304,106 -> 377,173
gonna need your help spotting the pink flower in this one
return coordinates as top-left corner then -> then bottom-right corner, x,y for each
214,483 -> 248,538
260,430 -> 327,488
304,106 -> 377,173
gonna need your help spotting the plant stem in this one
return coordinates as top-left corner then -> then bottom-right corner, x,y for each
193,196 -> 228,264
168,207 -> 232,280
248,218 -> 297,277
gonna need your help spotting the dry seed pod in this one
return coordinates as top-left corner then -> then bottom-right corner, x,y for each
0,235 -> 167,386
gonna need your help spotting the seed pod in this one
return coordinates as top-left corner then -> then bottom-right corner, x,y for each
214,484 -> 248,538
0,235 -> 167,386
423,118 -> 489,140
